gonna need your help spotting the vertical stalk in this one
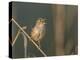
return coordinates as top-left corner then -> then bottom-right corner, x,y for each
22,32 -> 27,58
55,5 -> 65,55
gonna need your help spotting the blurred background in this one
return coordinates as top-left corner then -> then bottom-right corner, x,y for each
9,2 -> 78,58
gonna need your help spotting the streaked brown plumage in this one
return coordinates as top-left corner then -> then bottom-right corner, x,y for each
31,18 -> 46,47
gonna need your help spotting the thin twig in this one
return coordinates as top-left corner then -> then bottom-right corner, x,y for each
12,30 -> 20,46
11,18 -> 47,57
12,26 -> 27,46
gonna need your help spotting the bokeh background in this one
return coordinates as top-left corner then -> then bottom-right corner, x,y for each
9,2 -> 78,58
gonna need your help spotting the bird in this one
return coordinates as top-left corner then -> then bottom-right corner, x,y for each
31,18 -> 46,48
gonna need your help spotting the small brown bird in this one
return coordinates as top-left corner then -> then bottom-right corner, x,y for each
31,18 -> 46,48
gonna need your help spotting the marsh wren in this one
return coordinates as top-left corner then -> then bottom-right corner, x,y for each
31,18 -> 46,48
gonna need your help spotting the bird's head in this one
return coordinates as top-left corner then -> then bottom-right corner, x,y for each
36,18 -> 46,26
